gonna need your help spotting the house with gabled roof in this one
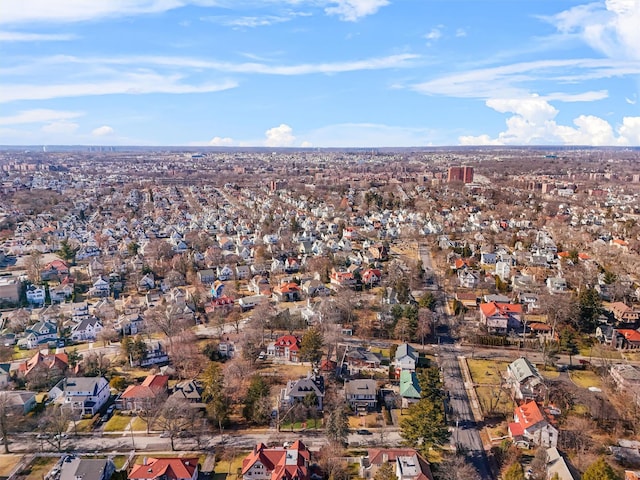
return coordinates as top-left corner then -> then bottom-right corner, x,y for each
399,370 -> 421,409
506,357 -> 546,401
119,374 -> 169,411
612,329 -> 640,350
129,457 -> 199,480
281,373 -> 325,410
242,440 -> 310,480
479,302 -> 522,335
70,316 -> 103,342
393,343 -> 418,378
273,335 -> 300,362
359,448 -> 433,480
508,400 -> 558,448
51,376 -> 110,415
21,320 -> 58,349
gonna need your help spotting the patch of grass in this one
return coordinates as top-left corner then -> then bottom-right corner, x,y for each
569,370 -> 602,389
0,454 -> 23,476
466,359 -> 509,385
130,417 -> 148,431
23,456 -> 58,480
279,418 -> 322,430
369,347 -> 390,360
74,418 -> 97,432
475,386 -> 514,418
348,413 -> 380,429
112,455 -> 129,470
571,404 -> 589,416
271,364 -> 311,379
579,345 -> 623,360
540,368 -> 560,379
104,413 -> 132,432
214,452 -> 248,480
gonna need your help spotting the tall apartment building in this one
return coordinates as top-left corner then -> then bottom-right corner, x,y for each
447,166 -> 474,183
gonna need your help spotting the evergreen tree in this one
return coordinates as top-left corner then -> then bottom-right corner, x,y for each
560,328 -> 579,366
503,462 -> 525,480
243,375 -> 270,424
300,326 -> 324,366
58,240 -> 79,264
577,287 -> 602,333
582,457 -> 619,480
202,362 -> 229,434
400,398 -> 449,455
325,405 -> 349,446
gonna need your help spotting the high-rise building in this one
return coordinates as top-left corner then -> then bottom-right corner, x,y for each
447,166 -> 474,183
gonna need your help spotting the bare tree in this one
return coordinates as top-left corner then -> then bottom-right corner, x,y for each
39,405 -> 72,452
434,454 -> 481,480
156,396 -> 192,451
24,250 -> 44,284
146,301 -> 188,355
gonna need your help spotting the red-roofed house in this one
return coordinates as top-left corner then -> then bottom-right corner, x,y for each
42,259 -> 70,280
129,457 -> 198,480
17,351 -> 68,379
242,440 -> 311,480
508,400 -> 558,448
273,282 -> 301,303
612,329 -> 640,350
330,269 -> 356,287
479,302 -> 523,335
273,335 -> 300,362
119,374 -> 169,411
362,269 -> 382,287
359,448 -> 433,480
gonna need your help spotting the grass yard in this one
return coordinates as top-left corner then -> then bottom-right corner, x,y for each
539,368 -> 560,379
213,452 -> 248,480
271,364 -> 312,378
23,456 -> 58,480
475,386 -> 514,418
0,454 -> 23,477
112,455 -> 129,470
348,413 -> 381,429
279,418 -> 323,431
74,418 -> 97,433
571,404 -> 589,416
130,417 -> 148,431
369,347 -> 391,360
569,370 -> 603,389
104,414 -> 132,432
466,359 -> 509,385
579,344 -> 623,360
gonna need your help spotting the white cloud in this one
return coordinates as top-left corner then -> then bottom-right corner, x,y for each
455,28 -> 467,37
544,0 -> 640,60
425,27 -> 442,41
0,108 -> 83,125
325,0 -> 389,22
265,124 -> 295,147
92,125 -> 114,136
0,74 -> 238,103
209,136 -> 234,146
42,121 -> 79,135
625,94 -> 637,105
301,141 -> 313,148
457,96 -> 640,146
0,1 -> 221,25
0,31 -> 76,41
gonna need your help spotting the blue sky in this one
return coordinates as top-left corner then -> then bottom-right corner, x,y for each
1,0 -> 639,147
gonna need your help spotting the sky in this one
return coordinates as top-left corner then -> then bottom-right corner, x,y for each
0,0 -> 639,148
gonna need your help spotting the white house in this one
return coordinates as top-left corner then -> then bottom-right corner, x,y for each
51,376 -> 110,415
71,316 -> 103,342
25,285 -> 46,306
393,343 -> 418,378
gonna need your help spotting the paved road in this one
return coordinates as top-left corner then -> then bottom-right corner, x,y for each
438,343 -> 493,480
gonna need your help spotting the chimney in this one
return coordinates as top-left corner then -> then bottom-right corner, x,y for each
382,453 -> 388,464
143,457 -> 147,466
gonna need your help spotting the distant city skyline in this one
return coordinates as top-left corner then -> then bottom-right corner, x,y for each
1,0 -> 639,147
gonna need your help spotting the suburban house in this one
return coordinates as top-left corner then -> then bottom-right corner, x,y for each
197,269 -> 216,284
273,335 -> 301,362
359,448 -> 433,480
130,340 -> 169,367
0,391 -> 37,415
330,269 -> 356,288
610,364 -> 640,400
611,329 -> 640,350
506,357 -> 546,402
241,440 -> 311,480
457,269 -> 480,289
58,457 -> 115,480
479,302 -> 523,335
345,347 -> 382,371
51,376 -> 110,415
399,371 -> 421,409
393,343 -> 418,378
546,277 -> 568,294
508,400 -> 558,448
281,373 -> 325,410
545,447 -> 579,480
70,316 -> 103,342
607,302 -> 640,323
362,268 -> 382,287
272,282 -> 301,303
345,379 -> 378,411
25,285 -> 46,306
129,457 -> 199,480
17,351 -> 68,380
20,320 -> 59,349
171,379 -> 203,404
41,260 -> 70,280
119,374 -> 169,411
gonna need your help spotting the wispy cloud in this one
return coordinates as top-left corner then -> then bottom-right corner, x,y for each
324,0 -> 389,22
0,31 -> 77,41
202,10 -> 312,28
0,74 -> 238,103
425,26 -> 442,41
0,109 -> 83,125
455,28 -> 467,38
411,58 -> 639,100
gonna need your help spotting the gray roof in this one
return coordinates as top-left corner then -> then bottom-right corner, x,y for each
507,357 -> 541,384
60,457 -> 114,480
395,343 -> 417,361
345,379 -> 377,396
64,377 -> 107,395
546,447 -> 578,480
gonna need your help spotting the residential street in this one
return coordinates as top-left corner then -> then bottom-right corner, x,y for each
438,343 -> 494,480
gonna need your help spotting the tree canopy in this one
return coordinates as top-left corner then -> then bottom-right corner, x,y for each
300,326 -> 324,366
582,457 -> 620,480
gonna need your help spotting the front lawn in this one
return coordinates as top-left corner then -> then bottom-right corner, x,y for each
475,386 -> 513,418
214,452 -> 248,480
279,418 -> 323,431
569,370 -> 603,389
104,414 -> 132,432
0,454 -> 23,477
22,456 -> 58,480
466,359 -> 509,385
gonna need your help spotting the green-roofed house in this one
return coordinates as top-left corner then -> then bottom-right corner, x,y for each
399,370 -> 421,409
393,343 -> 418,379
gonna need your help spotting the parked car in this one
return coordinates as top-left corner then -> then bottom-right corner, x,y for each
356,429 -> 373,435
